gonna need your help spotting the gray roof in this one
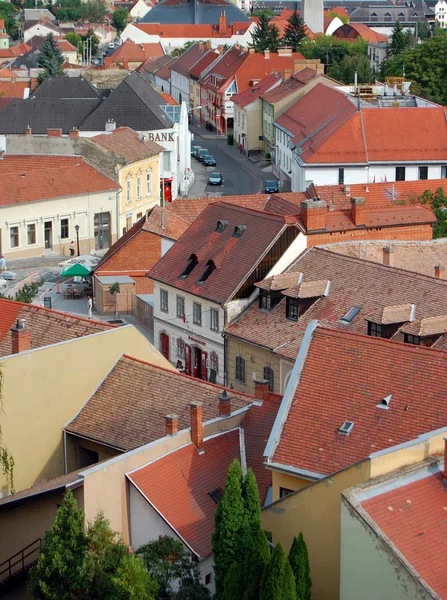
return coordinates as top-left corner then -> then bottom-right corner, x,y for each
24,8 -> 56,21
32,76 -> 103,100
96,275 -> 136,284
139,0 -> 250,24
349,0 -> 429,22
79,72 -> 173,132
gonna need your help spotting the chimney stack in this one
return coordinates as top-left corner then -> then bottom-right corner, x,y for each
190,401 -> 203,450
10,319 -> 30,354
382,244 -> 394,267
254,379 -> 270,401
435,263 -> 445,279
300,199 -> 327,232
264,49 -> 270,59
218,10 -> 227,34
69,128 -> 79,139
284,68 -> 292,80
351,197 -> 366,227
105,119 -> 116,132
25,126 -> 32,135
47,128 -> 62,137
218,390 -> 232,416
165,414 -> 179,436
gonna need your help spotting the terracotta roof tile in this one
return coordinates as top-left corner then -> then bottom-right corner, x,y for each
283,279 -> 330,299
189,50 -> 219,80
134,21 -> 252,39
167,193 -> 269,223
255,272 -> 301,291
0,298 -> 113,357
369,303 -> 415,325
92,126 -> 164,163
401,315 -> 447,336
65,355 -> 253,451
232,72 -> 282,108
334,23 -> 388,43
272,327 -> 447,475
137,54 -> 177,76
107,39 -> 164,63
0,81 -> 28,98
170,42 -> 210,78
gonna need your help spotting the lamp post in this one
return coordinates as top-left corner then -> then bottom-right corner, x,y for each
75,224 -> 80,257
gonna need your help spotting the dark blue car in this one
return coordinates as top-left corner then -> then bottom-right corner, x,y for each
203,155 -> 217,167
264,180 -> 279,193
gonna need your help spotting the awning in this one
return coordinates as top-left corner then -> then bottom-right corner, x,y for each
60,263 -> 92,278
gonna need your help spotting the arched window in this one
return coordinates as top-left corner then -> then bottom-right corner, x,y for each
126,179 -> 131,204
176,338 -> 185,358
146,170 -> 152,196
136,175 -> 142,199
263,366 -> 274,392
235,355 -> 245,383
210,351 -> 218,373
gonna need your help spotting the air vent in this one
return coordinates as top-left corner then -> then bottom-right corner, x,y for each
377,394 -> 392,410
216,219 -> 228,233
232,225 -> 246,238
338,421 -> 355,436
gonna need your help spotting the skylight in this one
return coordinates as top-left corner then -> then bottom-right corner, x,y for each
197,260 -> 216,286
338,421 -> 355,436
179,254 -> 198,279
208,487 -> 224,504
340,306 -> 361,325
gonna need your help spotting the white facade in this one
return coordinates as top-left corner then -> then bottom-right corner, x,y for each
170,69 -> 191,109
435,0 -> 447,27
24,22 -> 61,43
274,123 -> 294,189
129,0 -> 151,20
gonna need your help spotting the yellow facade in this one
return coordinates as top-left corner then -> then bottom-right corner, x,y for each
189,80 -> 201,119
118,154 -> 161,234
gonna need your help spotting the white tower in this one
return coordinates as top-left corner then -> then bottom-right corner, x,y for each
302,0 -> 324,34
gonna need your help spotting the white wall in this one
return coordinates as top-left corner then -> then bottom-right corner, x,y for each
161,237 -> 175,256
275,125 -> 294,183
171,71 -> 190,108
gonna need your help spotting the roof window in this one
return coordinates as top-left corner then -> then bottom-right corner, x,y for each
208,487 -> 224,504
232,225 -> 247,238
197,260 -> 216,285
377,394 -> 392,410
340,306 -> 361,325
179,253 -> 198,279
216,219 -> 228,233
338,421 -> 355,436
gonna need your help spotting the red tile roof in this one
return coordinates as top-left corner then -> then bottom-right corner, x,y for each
272,327 -> 447,476
92,126 -> 164,163
106,39 -> 165,64
0,43 -> 31,59
189,49 -> 219,80
159,91 -> 177,104
360,467 -> 447,598
134,21 -> 252,39
150,202 -> 289,304
170,42 -> 210,78
0,298 -> 113,357
0,81 -> 29,98
232,72 -> 282,108
0,156 -> 119,206
167,193 -> 269,223
260,67 -> 319,103
57,39 -> 77,52
137,54 -> 177,78
333,23 -> 388,43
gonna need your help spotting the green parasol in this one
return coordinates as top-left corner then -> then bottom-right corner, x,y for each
60,263 -> 92,278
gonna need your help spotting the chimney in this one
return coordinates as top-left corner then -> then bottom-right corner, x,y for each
264,49 -> 270,59
249,48 -> 255,54
47,128 -> 62,137
219,11 -> 227,34
218,390 -> 232,416
25,126 -> 32,135
10,319 -> 31,354
382,244 -> 394,267
254,379 -> 269,401
284,68 -> 292,80
69,128 -> 79,139
278,47 -> 292,56
435,263 -> 445,279
351,197 -> 366,227
105,119 -> 116,132
190,401 -> 203,450
123,59 -> 129,69
300,199 -> 327,232
165,414 -> 179,436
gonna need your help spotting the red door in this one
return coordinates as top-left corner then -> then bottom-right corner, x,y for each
160,333 -> 169,361
185,344 -> 192,375
201,351 -> 208,381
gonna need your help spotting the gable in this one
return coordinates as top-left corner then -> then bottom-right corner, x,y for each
96,230 -> 162,274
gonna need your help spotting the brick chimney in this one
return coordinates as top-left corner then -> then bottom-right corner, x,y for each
435,263 -> 445,279
10,319 -> 31,354
351,197 -> 366,227
382,244 -> 394,267
165,414 -> 179,436
300,199 -> 327,232
218,390 -> 232,416
25,126 -> 32,135
47,128 -> 62,137
219,10 -> 227,34
254,379 -> 269,401
190,401 -> 203,450
69,128 -> 79,139
264,49 -> 270,59
284,68 -> 292,80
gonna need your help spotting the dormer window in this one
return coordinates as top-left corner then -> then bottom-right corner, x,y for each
179,253 -> 198,279
286,297 -> 299,321
198,260 -> 216,285
216,219 -> 228,233
233,225 -> 246,238
259,289 -> 283,312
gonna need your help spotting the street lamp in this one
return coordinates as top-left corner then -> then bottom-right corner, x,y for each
75,224 -> 80,257
188,105 -> 202,113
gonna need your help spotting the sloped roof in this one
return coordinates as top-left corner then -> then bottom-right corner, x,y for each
333,22 -> 388,43
134,21 -> 252,38
232,72 -> 282,108
189,49 -> 219,79
32,76 -> 102,99
107,40 -> 164,63
92,126 -> 164,163
149,202 -> 288,303
400,315 -> 447,336
0,298 -> 113,358
65,355 -> 253,451
260,67 -> 318,104
139,0 -> 250,25
170,41 -> 210,77
0,81 -> 28,98
166,193 -> 269,223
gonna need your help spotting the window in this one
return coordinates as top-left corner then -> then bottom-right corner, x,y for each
136,175 -> 142,198
126,179 -> 131,203
137,212 -> 143,220
210,351 -> 218,373
259,291 -> 271,311
193,302 -> 202,325
338,168 -> 344,185
205,573 -> 212,586
163,152 -> 171,171
198,260 -> 216,285
146,172 -> 152,195
368,321 -> 399,339
340,306 -> 361,324
419,166 -> 428,180
176,295 -> 185,319
60,218 -> 69,239
179,254 -> 198,279
210,308 -> 219,331
27,223 -> 36,245
404,333 -> 420,345
10,226 -> 19,248
395,166 -> 406,181
286,297 -> 299,321
160,289 -> 168,312
263,365 -> 274,392
368,321 -> 382,337
279,487 -> 293,499
176,337 -> 185,357
235,355 -> 246,383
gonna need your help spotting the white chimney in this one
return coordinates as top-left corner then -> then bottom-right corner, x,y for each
105,119 -> 116,132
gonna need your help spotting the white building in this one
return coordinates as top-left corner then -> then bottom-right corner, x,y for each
435,0 -> 447,26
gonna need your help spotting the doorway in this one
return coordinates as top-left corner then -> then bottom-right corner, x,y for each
193,346 -> 208,381
44,221 -> 53,250
94,212 -> 111,250
160,332 -> 170,361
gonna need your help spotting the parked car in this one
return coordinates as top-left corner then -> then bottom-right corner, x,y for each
208,172 -> 223,185
264,179 -> 279,193
191,145 -> 201,157
108,43 -> 115,49
197,148 -> 211,162
1,271 -> 17,281
0,278 -> 7,289
203,155 -> 216,167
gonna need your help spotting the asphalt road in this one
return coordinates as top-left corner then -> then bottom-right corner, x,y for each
188,139 -> 263,198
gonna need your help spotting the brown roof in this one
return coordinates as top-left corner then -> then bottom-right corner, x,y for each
255,272 -> 301,291
137,54 -> 177,76
0,468 -> 84,507
167,193 -> 269,223
283,279 -> 330,299
170,42 -> 210,78
65,355 -> 254,451
400,315 -> 447,336
91,127 -> 164,163
106,39 -> 164,63
232,72 -> 282,108
189,49 -> 220,80
369,303 -> 415,325
149,202 -> 289,304
260,67 -> 318,104
0,298 -> 113,357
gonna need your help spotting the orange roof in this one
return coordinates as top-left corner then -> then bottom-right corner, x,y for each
232,72 -> 282,108
92,126 -> 164,163
134,21 -> 252,39
0,156 -> 119,207
333,23 -> 388,43
57,39 -> 77,52
0,67 -> 15,78
106,39 -> 165,64
167,193 -> 269,222
0,81 -> 28,98
270,15 -> 315,39
159,91 -> 177,105
0,43 -> 31,59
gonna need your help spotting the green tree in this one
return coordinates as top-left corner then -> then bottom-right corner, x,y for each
0,3 -> 19,40
250,12 -> 281,53
113,6 -> 130,34
419,187 -> 447,238
243,530 -> 271,600
387,21 -> 412,58
82,29 -> 100,55
177,577 -> 211,600
52,0 -> 83,22
288,533 -> 311,600
111,554 -> 158,600
329,53 -> 373,84
81,0 -> 107,23
240,468 -> 261,553
416,20 -> 430,40
223,562 -> 244,600
260,542 -> 297,600
37,33 -> 65,86
65,33 -> 82,51
212,459 -> 245,599
172,40 -> 201,57
283,10 -> 306,51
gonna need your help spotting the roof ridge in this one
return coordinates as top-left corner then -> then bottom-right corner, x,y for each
216,201 -> 288,221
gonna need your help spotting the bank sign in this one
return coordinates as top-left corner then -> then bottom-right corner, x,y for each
148,132 -> 175,142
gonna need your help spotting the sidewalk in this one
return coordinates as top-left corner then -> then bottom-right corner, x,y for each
190,122 -> 226,141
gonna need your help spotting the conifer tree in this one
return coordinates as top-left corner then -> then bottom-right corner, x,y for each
37,33 -> 64,85
260,542 -> 297,600
223,562 -> 244,600
250,12 -> 281,53
283,10 -> 306,51
240,468 -> 261,553
288,533 -> 312,600
243,529 -> 271,600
